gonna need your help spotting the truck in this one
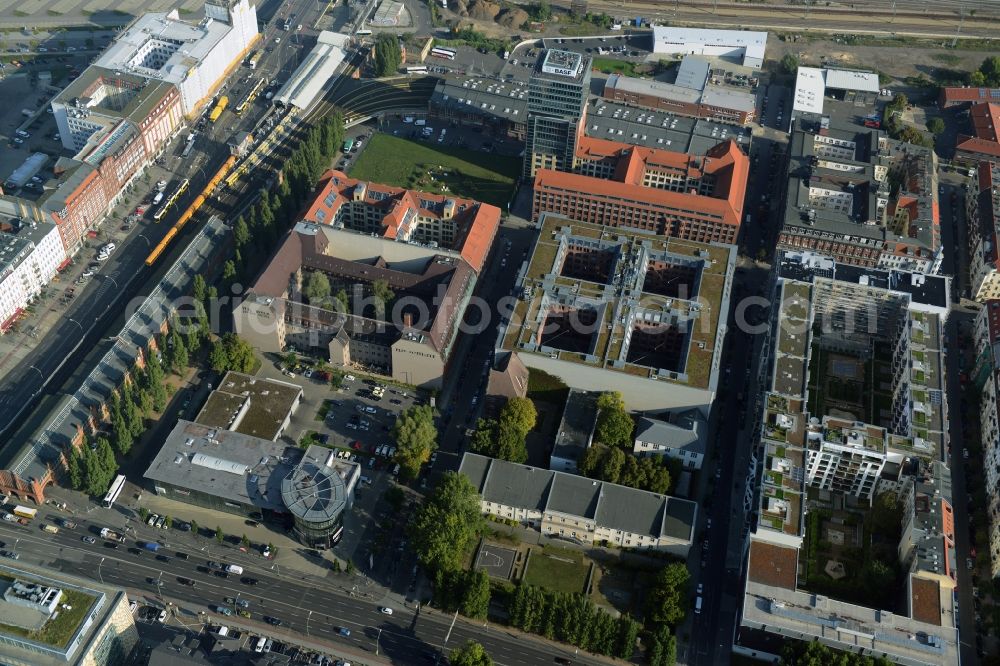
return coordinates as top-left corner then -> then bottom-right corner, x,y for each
13,506 -> 37,520
143,542 -> 161,552
100,527 -> 127,543
42,524 -> 59,534
151,191 -> 164,206
208,96 -> 229,123
1,513 -> 16,523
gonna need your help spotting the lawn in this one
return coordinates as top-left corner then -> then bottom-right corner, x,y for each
522,546 -> 590,595
349,134 -> 520,208
0,587 -> 95,647
590,57 -> 641,77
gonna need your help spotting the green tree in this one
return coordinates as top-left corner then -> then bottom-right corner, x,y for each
209,340 -> 229,373
233,215 -> 250,249
169,328 -> 188,372
646,563 -> 690,627
449,640 -> 493,666
191,274 -> 207,305
969,70 -> 987,86
372,278 -> 394,312
979,55 -> 1000,87
577,445 -> 604,477
495,420 -> 528,463
222,260 -> 237,285
460,570 -> 491,619
781,639 -> 895,666
241,534 -> 251,549
145,348 -> 168,411
333,288 -> 349,312
594,392 -> 634,448
139,506 -> 150,523
392,404 -> 438,480
111,413 -> 133,457
65,449 -> 83,491
215,526 -> 225,544
500,397 -> 536,435
527,0 -> 552,20
469,418 -> 497,455
164,515 -> 173,529
303,270 -> 331,304
190,519 -> 199,537
600,446 -> 626,483
927,117 -> 945,135
780,52 -> 799,75
648,625 -> 676,666
410,472 -> 483,573
373,33 -> 402,77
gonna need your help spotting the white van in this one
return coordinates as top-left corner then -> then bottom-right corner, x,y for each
414,119 -> 426,126
695,596 -> 703,614
225,564 -> 244,575
254,636 -> 267,653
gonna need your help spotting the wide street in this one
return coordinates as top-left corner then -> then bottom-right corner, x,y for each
0,515 -> 605,665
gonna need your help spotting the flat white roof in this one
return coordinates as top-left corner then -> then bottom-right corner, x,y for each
95,11 -> 232,85
793,66 -> 826,115
701,86 -> 757,113
824,68 -> 880,93
675,55 -> 710,91
275,31 -> 349,110
651,26 -> 767,64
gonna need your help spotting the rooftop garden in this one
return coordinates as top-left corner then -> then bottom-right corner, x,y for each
0,583 -> 97,648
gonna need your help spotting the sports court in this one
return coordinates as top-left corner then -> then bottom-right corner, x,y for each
474,543 -> 517,581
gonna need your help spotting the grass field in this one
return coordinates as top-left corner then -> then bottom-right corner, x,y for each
522,546 -> 590,595
590,57 -> 641,77
349,134 -> 520,208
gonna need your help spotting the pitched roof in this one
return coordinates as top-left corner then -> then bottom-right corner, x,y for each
486,352 -> 529,400
481,458 -> 552,512
970,102 -> 1000,142
940,86 -> 1000,105
546,473 -> 601,518
634,414 -> 704,454
302,170 -> 500,273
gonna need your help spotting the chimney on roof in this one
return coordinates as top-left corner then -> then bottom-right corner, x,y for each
442,199 -> 456,220
403,313 -> 414,329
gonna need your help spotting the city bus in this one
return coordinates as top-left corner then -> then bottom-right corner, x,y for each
103,474 -> 127,509
430,47 -> 456,61
355,29 -> 372,36
406,66 -> 428,74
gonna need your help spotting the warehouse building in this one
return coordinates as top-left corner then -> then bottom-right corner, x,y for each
650,27 -> 767,69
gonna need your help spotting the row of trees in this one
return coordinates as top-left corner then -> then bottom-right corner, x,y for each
229,112 -> 346,288
450,641 -> 493,666
470,397 -> 537,463
392,404 -> 438,480
373,33 -> 402,77
577,445 -> 673,494
969,56 -> 1000,88
782,639 -> 894,666
208,332 -> 258,374
66,340 -> 174,495
508,583 -> 641,659
881,93 -> 931,147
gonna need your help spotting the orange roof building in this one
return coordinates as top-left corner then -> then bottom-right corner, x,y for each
955,102 -> 1000,163
532,138 -> 748,244
302,170 -> 501,274
939,86 -> 1000,108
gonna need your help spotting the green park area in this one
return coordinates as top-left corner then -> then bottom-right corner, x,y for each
349,133 -> 520,209
522,546 -> 591,595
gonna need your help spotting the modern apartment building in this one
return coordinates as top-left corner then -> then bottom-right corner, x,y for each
497,213 -> 736,413
738,250 -> 956,663
90,0 -> 258,117
968,161 -> 1000,301
235,222 -> 480,389
523,49 -> 591,178
778,117 -> 942,274
301,169 -> 501,274
973,299 -> 1000,576
0,219 -> 67,334
532,137 -> 749,244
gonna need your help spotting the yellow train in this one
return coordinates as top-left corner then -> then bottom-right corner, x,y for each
144,154 -> 238,266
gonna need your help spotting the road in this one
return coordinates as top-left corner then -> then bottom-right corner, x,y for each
0,517 -> 602,666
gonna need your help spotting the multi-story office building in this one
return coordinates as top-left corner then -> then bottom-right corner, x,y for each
532,137 -> 749,244
496,213 -> 736,413
0,219 -> 67,334
523,49 -> 591,178
89,0 -> 258,117
968,161 -> 1000,301
51,72 -> 182,156
0,562 -> 138,666
603,66 -> 756,126
778,116 -> 942,274
738,250 -> 957,663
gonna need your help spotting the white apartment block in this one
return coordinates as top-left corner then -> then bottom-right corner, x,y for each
0,222 -> 67,333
